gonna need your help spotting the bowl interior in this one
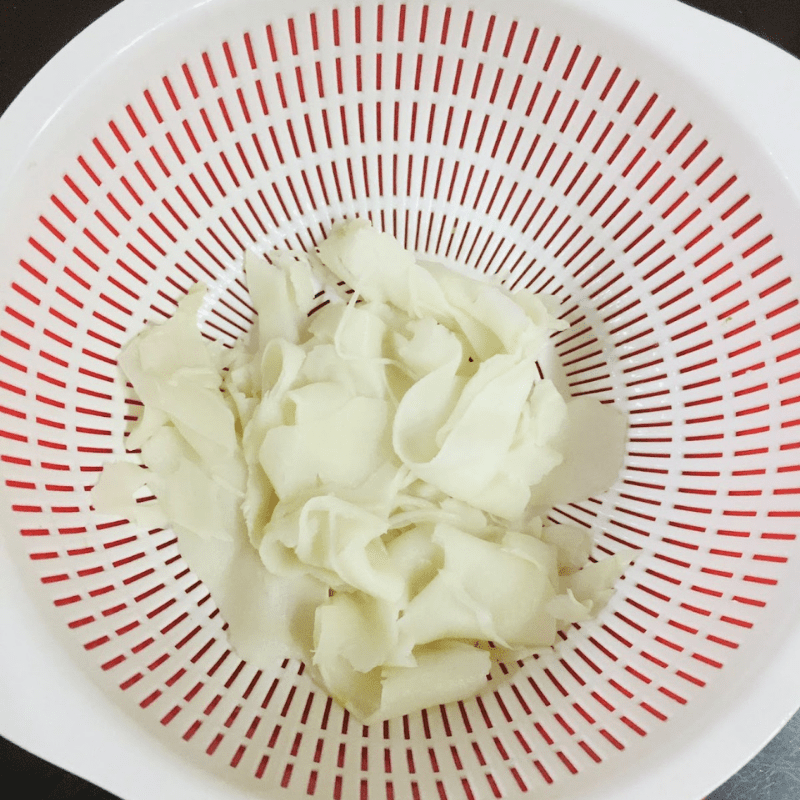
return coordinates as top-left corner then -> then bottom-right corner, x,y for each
2,1 -> 800,799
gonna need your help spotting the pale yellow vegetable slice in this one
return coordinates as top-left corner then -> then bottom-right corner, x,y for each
395,355 -> 548,519
257,518 -> 323,582
507,289 -> 570,336
339,461 -> 412,519
541,523 -> 595,574
527,397 -> 628,510
259,387 -> 390,499
313,591 -> 412,674
387,496 -> 487,536
500,529 -> 559,575
90,461 -> 167,530
299,343 -> 386,400
390,349 -> 464,459
545,590 -> 595,624
305,300 -> 346,342
424,260 -> 553,360
473,381 -> 566,511
398,523 -> 559,650
259,337 -> 307,399
384,525 -> 443,607
301,297 -> 391,399
259,489 -> 405,602
139,426 -> 241,542
311,591 -> 411,722
244,249 -> 316,345
392,317 -> 464,381
296,496 -> 404,602
176,518 -> 327,665
398,567 -> 498,646
240,464 -> 276,549
316,219 -> 452,320
120,286 -> 238,464
565,551 -> 638,607
371,641 -> 491,725
332,298 -> 389,361
258,463 -> 408,585
238,339 -> 305,545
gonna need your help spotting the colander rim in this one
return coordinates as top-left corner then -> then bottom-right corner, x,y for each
1,1 -> 800,799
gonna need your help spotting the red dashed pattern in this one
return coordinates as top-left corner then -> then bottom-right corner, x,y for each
1,3 -> 798,799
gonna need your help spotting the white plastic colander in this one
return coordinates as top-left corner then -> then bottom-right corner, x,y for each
2,1 -> 800,798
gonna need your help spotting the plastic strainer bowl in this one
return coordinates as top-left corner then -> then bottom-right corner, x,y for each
2,1 -> 800,798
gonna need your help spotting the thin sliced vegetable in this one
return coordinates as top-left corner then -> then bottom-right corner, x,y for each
93,220 -> 632,723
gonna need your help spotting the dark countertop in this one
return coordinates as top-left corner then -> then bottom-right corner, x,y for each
1,1 -> 799,799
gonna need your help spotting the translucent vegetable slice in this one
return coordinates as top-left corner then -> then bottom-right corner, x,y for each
94,219 -> 632,725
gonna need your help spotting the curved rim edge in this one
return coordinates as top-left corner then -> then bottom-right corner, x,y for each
1,1 -> 800,799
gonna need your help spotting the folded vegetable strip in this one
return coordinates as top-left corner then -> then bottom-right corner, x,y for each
92,220 -> 632,723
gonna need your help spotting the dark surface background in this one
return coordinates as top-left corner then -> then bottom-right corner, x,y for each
1,1 -> 799,798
